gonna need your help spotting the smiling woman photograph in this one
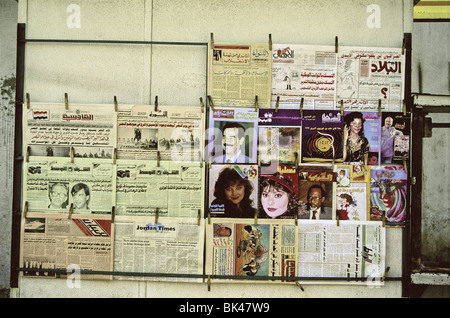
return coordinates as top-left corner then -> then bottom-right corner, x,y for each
343,111 -> 370,163
209,165 -> 257,218
259,172 -> 298,219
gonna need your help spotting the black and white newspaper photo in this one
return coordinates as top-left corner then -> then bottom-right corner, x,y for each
117,104 -> 204,161
20,212 -> 114,280
116,160 -> 205,218
23,102 -> 117,159
24,157 -> 116,215
208,42 -> 272,108
113,216 -> 204,282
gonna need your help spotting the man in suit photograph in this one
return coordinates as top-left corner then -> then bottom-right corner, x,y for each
299,184 -> 332,220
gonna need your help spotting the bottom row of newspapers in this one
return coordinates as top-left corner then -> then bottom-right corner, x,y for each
20,214 -> 385,285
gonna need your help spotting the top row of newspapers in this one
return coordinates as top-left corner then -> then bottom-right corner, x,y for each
208,42 -> 405,111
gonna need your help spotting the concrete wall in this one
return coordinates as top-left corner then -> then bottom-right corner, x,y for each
4,0 -> 417,298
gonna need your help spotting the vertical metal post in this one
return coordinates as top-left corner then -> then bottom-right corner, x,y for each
10,23 -> 26,289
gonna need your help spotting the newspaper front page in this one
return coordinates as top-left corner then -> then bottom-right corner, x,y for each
205,218 -> 297,283
337,47 -> 405,112
113,216 -> 204,282
23,102 -> 117,159
272,44 -> 337,109
297,220 -> 385,285
208,42 -> 272,108
24,157 -> 115,215
116,160 -> 205,218
20,212 -> 113,280
117,104 -> 204,161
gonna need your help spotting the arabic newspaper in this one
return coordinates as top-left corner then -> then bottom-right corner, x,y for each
205,218 -> 297,283
116,160 -> 205,218
117,104 -> 204,161
271,44 -> 337,109
337,47 -> 405,112
23,102 -> 117,159
113,216 -> 204,282
208,42 -> 272,108
297,220 -> 385,285
20,212 -> 113,280
24,157 -> 115,215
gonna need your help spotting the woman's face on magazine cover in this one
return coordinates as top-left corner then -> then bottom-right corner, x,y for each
224,181 -> 245,205
261,185 -> 289,218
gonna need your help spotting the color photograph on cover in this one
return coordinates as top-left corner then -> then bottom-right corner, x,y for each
301,110 -> 343,163
370,166 -> 407,224
208,164 -> 258,218
259,164 -> 298,219
208,107 -> 258,164
380,112 -> 410,164
298,166 -> 336,220
258,109 -> 302,165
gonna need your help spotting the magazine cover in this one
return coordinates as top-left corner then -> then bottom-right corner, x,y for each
259,164 -> 298,219
208,164 -> 259,218
370,166 -> 407,225
343,111 -> 381,165
298,165 -> 336,220
380,112 -> 410,164
335,164 -> 370,221
208,107 -> 258,164
301,110 -> 344,163
206,218 -> 297,283
258,109 -> 302,165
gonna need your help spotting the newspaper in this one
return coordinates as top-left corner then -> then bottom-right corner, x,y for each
116,159 -> 205,218
24,156 -> 115,215
208,42 -> 272,108
20,212 -> 113,280
23,102 -> 117,159
271,44 -> 337,109
297,220 -> 385,285
205,218 -> 297,283
117,104 -> 204,161
113,216 -> 204,282
337,47 -> 405,112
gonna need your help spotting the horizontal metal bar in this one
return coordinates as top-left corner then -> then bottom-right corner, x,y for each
432,123 -> 450,128
23,38 -> 208,46
17,267 -> 402,282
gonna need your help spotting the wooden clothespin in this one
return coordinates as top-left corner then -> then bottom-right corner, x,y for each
157,151 -> 161,167
207,95 -> 214,111
26,93 -> 30,109
378,99 -> 382,116
382,211 -> 386,227
199,97 -> 205,113
111,206 -> 115,224
403,99 -> 407,116
197,209 -> 201,226
294,152 -> 299,170
207,275 -> 211,291
65,93 -> 69,110
335,36 -> 338,53
269,34 -> 272,51
295,212 -> 298,226
340,100 -> 344,116
402,158 -> 407,171
336,214 -> 340,227
254,95 -> 258,111
23,201 -> 28,218
113,148 -> 117,165
402,36 -> 406,55
381,266 -> 390,282
155,207 -> 159,224
299,97 -> 304,116
70,147 -> 74,163
208,156 -> 212,169
208,208 -> 211,224
295,281 -> 305,291
114,96 -> 118,112
275,96 -> 280,112
68,203 -> 73,219
25,146 -> 30,163
154,96 -> 158,111
210,33 -> 214,50
254,210 -> 258,225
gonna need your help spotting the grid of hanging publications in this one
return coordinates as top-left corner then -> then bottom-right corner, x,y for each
20,41 -> 408,286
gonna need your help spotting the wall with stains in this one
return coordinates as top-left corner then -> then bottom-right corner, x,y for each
1,0 -> 423,297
